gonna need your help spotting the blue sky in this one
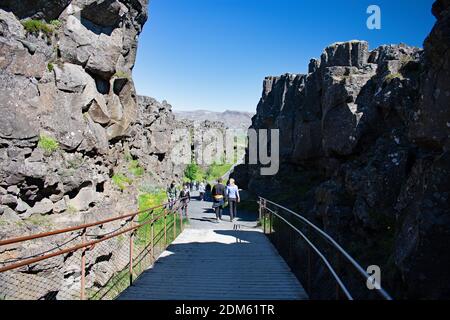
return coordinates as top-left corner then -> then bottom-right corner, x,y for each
133,0 -> 436,112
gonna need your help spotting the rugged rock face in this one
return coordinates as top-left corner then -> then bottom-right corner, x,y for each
175,110 -> 254,130
238,1 -> 450,299
176,118 -> 228,168
0,1 -> 189,299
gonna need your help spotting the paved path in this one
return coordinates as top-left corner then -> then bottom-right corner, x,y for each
118,192 -> 308,300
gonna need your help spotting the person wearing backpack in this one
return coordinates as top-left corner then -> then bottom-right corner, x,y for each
211,178 -> 226,222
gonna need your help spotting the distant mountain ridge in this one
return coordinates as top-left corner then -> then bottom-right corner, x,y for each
174,110 -> 254,130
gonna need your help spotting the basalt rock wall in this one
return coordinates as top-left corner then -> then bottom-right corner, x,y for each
237,0 -> 450,299
0,1 -> 187,299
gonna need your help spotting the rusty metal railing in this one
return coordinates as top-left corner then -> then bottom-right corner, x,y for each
0,197 -> 190,300
259,197 -> 393,300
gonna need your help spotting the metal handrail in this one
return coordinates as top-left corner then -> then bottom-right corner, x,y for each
0,197 -> 189,300
260,197 -> 393,300
264,206 -> 353,299
0,197 -> 188,246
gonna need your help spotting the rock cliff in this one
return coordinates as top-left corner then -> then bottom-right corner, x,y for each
0,1 -> 188,299
236,0 -> 450,299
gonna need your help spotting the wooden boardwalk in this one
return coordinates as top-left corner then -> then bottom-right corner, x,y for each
118,193 -> 308,300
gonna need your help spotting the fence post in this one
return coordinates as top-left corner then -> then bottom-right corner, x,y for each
164,209 -> 167,247
259,198 -> 262,221
173,207 -> 177,239
262,200 -> 266,234
151,219 -> 154,261
129,219 -> 135,286
179,205 -> 183,232
80,230 -> 86,300
269,204 -> 273,234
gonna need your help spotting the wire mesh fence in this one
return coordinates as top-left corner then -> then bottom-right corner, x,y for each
260,198 -> 392,300
0,200 -> 189,300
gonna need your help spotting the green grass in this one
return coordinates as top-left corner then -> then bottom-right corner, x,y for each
205,163 -> 233,182
87,190 -> 190,300
22,19 -> 55,36
112,174 -> 133,191
136,190 -> 167,246
88,213 -> 187,300
38,134 -> 59,154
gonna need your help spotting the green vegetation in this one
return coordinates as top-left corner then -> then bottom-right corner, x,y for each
38,134 -> 59,154
21,19 -> 55,36
112,173 -> 133,191
183,161 -> 234,183
113,71 -> 130,79
205,162 -> 233,182
26,215 -> 51,227
47,62 -> 54,72
128,160 -> 145,177
184,163 -> 202,182
49,20 -> 62,29
112,159 -> 146,190
136,190 -> 167,245
88,212 -> 188,300
400,55 -> 413,66
384,73 -> 404,83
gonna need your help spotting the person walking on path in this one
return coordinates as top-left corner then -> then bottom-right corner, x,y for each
226,178 -> 240,222
166,181 -> 177,210
198,181 -> 206,201
179,183 -> 191,217
212,178 -> 226,222
205,182 -> 212,202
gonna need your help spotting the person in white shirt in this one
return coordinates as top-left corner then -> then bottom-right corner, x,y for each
198,181 -> 206,201
226,178 -> 240,222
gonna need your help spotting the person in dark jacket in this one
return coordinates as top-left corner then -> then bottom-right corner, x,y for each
179,183 -> 191,217
205,182 -> 212,201
211,178 -> 226,222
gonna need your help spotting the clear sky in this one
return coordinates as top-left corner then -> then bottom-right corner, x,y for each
133,0 -> 436,112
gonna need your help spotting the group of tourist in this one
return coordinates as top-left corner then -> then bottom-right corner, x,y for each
166,180 -> 191,216
211,177 -> 240,222
166,177 -> 240,223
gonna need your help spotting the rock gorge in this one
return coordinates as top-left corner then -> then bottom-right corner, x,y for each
235,0 -> 450,299
0,1 -> 195,299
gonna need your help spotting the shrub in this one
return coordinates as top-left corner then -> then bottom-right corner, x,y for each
47,62 -> 54,72
112,174 -> 133,191
38,134 -> 59,154
49,20 -> 62,29
128,160 -> 145,177
184,163 -> 200,182
21,19 -> 54,36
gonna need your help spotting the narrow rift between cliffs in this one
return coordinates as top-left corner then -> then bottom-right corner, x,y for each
0,0 -> 449,301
